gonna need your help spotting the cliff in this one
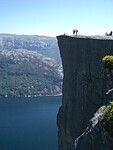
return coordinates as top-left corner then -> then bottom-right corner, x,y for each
57,35 -> 113,150
74,106 -> 113,150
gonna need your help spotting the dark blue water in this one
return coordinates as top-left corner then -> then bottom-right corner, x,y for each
0,96 -> 61,150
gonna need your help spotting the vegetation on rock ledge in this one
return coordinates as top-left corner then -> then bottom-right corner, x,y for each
102,55 -> 113,69
102,55 -> 113,136
104,102 -> 113,136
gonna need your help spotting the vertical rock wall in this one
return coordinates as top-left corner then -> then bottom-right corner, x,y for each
57,35 -> 113,150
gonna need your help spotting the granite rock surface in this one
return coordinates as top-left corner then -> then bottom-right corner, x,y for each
57,35 -> 113,150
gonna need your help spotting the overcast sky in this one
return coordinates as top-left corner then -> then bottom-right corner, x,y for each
0,0 -> 113,37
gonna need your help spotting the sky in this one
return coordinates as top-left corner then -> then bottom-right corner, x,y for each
0,0 -> 113,37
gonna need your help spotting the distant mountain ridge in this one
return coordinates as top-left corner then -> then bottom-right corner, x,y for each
0,33 -> 61,63
0,49 -> 62,97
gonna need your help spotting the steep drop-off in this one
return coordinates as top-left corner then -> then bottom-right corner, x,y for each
57,35 -> 113,150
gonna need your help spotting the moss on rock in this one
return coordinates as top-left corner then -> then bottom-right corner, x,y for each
104,102 -> 113,136
102,55 -> 113,70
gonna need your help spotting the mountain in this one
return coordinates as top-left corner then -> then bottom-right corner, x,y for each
0,34 -> 61,63
0,49 -> 63,97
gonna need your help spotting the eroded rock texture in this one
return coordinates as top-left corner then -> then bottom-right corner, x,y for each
74,106 -> 113,150
57,35 -> 113,150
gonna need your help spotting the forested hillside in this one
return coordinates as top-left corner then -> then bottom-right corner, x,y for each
0,50 -> 62,97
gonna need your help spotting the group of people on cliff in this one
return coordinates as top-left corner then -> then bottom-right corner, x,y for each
63,29 -> 113,36
73,29 -> 78,36
72,30 -> 113,36
105,31 -> 112,36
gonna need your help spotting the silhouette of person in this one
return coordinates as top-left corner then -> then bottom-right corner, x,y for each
73,29 -> 75,35
109,31 -> 112,36
75,29 -> 78,36
73,29 -> 78,36
105,31 -> 112,36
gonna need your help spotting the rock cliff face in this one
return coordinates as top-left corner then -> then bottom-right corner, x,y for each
74,106 -> 113,150
57,35 -> 113,150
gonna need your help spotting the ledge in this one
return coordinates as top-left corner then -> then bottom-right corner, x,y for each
57,35 -> 113,41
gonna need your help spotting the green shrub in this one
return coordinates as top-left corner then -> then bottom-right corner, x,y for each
104,102 -> 113,136
102,55 -> 113,69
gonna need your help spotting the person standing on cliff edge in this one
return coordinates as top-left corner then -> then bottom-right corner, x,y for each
73,29 -> 78,36
105,31 -> 112,36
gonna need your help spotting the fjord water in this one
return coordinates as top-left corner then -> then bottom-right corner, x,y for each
0,96 -> 61,150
